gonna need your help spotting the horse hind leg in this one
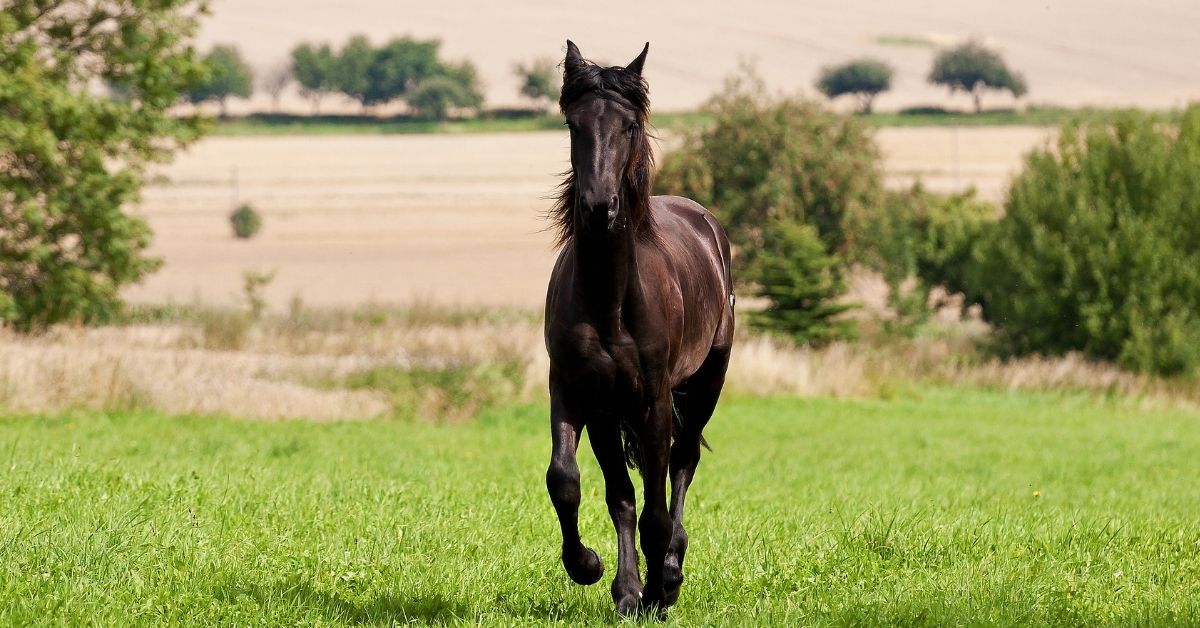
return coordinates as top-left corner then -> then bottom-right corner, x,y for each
663,342 -> 731,606
546,394 -> 604,585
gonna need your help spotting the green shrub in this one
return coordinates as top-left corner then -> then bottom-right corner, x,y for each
857,184 -> 996,334
657,67 -> 881,345
749,221 -> 855,345
230,204 -> 262,239
967,107 -> 1200,375
657,68 -> 882,260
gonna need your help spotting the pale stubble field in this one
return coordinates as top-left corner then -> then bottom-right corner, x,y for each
127,126 -> 1051,309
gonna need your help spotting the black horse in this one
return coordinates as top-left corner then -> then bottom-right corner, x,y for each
543,40 -> 735,616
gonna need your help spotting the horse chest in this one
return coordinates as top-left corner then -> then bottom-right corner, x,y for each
554,329 -> 649,402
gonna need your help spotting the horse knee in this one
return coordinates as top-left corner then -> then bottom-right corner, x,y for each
546,460 -> 580,507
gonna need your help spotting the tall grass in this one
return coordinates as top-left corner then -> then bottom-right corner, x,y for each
2,301 -> 1196,422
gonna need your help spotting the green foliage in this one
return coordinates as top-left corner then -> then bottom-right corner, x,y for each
187,44 -> 253,115
929,40 -> 1028,113
514,57 -> 561,110
0,0 -> 206,332
657,68 -> 881,345
293,35 -> 482,118
407,74 -> 482,120
656,68 -> 883,263
229,203 -> 262,239
289,42 -> 336,113
858,184 -> 997,334
363,37 -> 440,106
334,35 -> 375,108
816,59 -> 893,113
966,107 -> 1200,375
241,269 -> 275,320
749,221 -> 855,345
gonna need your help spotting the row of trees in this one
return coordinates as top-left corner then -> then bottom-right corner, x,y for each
184,36 -> 485,119
816,40 -> 1027,113
184,41 -> 562,119
658,68 -> 1200,376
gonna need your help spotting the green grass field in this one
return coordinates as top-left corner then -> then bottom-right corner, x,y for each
3,390 -> 1199,625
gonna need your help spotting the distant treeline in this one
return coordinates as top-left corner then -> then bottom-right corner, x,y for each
182,36 -> 560,120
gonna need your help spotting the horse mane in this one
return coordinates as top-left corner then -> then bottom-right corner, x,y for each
549,58 -> 656,249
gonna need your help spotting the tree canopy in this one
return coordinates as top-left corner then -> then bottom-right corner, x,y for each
928,41 -> 1027,113
0,0 -> 207,331
187,44 -> 254,115
514,57 -> 560,111
815,59 -> 892,113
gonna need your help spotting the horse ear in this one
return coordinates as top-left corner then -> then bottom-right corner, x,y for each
564,40 -> 585,76
626,42 -> 649,77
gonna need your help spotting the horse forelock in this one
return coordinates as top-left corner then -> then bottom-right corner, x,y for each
549,60 -> 656,249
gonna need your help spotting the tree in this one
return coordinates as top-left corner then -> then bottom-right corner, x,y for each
928,40 -> 1027,113
260,62 -> 292,112
0,0 -> 206,331
964,107 -> 1200,375
364,37 -> 441,106
290,42 -> 336,113
514,57 -> 560,111
748,221 -> 855,345
816,59 -> 892,113
187,44 -> 254,116
407,75 -> 479,120
334,35 -> 375,109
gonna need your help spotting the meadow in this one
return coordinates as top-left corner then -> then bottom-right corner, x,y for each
3,390 -> 1199,625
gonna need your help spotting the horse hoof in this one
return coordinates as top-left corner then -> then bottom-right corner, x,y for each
564,547 -> 604,585
615,592 -> 642,617
662,554 -> 683,606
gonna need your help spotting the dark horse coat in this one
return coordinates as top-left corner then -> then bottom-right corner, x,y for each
543,40 -> 735,617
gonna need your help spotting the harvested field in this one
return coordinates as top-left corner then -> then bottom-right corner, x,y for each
128,127 -> 1047,309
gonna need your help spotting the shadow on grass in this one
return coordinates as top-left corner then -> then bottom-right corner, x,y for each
214,577 -> 614,625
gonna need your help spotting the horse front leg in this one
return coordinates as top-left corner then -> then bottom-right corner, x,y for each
638,395 -> 675,611
586,417 -> 643,615
546,393 -> 603,585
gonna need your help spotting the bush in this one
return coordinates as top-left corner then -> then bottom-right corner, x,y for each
407,75 -> 480,120
657,68 -> 881,345
230,204 -> 263,239
816,59 -> 892,113
857,184 -> 996,333
657,68 -> 882,262
749,221 -> 855,345
966,107 -> 1200,375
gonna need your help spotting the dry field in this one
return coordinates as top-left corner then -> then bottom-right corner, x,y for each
197,0 -> 1200,113
2,305 -> 1190,422
127,127 -> 1049,309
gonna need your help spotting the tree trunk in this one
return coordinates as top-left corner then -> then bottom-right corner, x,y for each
973,90 -> 982,114
861,94 -> 875,115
